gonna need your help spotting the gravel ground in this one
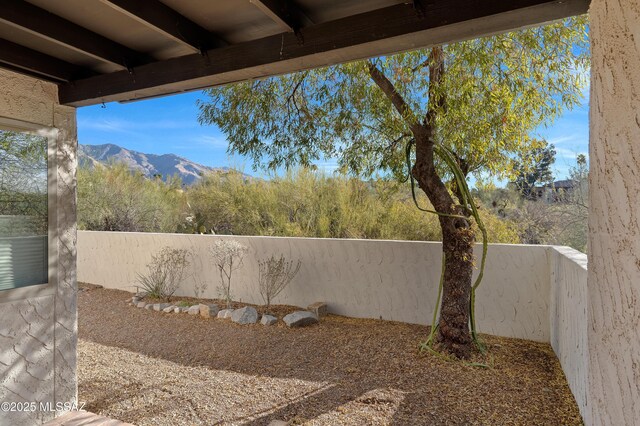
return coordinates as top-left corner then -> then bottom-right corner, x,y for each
78,285 -> 582,425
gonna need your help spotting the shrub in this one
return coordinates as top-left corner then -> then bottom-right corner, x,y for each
192,279 -> 208,299
137,246 -> 191,301
209,239 -> 248,308
257,254 -> 301,310
78,163 -> 185,233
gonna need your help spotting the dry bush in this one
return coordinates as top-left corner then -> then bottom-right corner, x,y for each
210,239 -> 248,308
137,246 -> 191,301
257,254 -> 301,310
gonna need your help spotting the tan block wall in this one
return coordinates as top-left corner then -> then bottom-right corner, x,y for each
0,69 -> 77,425
78,232 -> 553,341
588,1 -> 640,424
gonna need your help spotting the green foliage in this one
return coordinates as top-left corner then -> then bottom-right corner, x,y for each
198,17 -> 588,183
513,140 -> 557,200
186,168 -> 519,243
78,163 -> 519,243
553,155 -> 588,252
78,163 -> 185,232
475,154 -> 589,253
137,246 -> 191,301
0,130 -> 48,236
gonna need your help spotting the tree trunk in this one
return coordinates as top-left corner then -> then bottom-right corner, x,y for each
367,48 -> 475,358
413,128 -> 475,359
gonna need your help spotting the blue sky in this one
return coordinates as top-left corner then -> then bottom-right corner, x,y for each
77,81 -> 589,183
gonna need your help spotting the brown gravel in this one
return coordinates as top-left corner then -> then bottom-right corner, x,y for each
78,284 -> 582,425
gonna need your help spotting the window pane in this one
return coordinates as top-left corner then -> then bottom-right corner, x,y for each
0,130 -> 48,290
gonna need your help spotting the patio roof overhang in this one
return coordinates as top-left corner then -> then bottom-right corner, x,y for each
0,0 -> 589,107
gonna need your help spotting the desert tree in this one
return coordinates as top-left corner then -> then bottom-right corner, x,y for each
513,140 -> 557,200
198,18 -> 588,357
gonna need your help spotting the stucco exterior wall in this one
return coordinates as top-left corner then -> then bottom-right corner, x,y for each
549,246 -> 589,423
78,232 -> 551,341
589,1 -> 640,424
0,69 -> 77,425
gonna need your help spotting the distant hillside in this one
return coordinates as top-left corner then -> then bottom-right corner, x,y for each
79,143 -> 246,185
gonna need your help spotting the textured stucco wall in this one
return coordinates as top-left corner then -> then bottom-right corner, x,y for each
0,69 -> 77,425
549,246 -> 588,423
77,232 -> 551,341
589,1 -> 640,424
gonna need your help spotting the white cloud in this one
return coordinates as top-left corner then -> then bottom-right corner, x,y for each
555,146 -> 588,159
78,117 -> 196,134
548,135 -> 579,145
191,135 -> 229,149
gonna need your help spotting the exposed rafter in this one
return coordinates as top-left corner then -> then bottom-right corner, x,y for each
0,0 -> 152,69
100,0 -> 226,53
250,0 -> 312,33
0,38 -> 95,82
58,0 -> 590,106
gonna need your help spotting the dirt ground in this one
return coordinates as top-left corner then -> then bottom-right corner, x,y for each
77,284 -> 582,425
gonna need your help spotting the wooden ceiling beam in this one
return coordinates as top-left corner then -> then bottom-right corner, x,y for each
59,0 -> 590,106
249,0 -> 312,33
0,0 -> 152,69
0,38 -> 96,83
100,0 -> 226,52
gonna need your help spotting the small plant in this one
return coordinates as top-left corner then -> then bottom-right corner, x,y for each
209,239 -> 248,308
192,279 -> 208,299
136,246 -> 191,301
257,254 -> 301,310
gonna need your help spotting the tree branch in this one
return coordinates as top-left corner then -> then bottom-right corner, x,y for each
367,61 -> 422,135
426,46 -> 446,126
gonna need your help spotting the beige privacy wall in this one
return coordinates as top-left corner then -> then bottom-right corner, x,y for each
0,69 -> 77,425
80,232 -> 562,341
589,1 -> 640,425
549,246 -> 589,422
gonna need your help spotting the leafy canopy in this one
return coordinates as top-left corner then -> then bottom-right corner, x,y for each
513,140 -> 557,199
198,17 -> 588,183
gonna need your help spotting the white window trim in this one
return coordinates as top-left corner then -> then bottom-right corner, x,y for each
0,116 -> 58,302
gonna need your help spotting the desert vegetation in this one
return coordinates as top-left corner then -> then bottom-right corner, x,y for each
78,166 -> 520,244
78,161 -> 588,251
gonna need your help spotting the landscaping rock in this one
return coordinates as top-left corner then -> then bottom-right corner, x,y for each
283,311 -> 318,327
173,307 -> 181,313
307,302 -> 328,317
199,304 -> 219,318
217,309 -> 234,319
209,304 -> 220,316
231,306 -> 258,325
154,303 -> 170,311
132,296 -> 140,304
187,305 -> 200,315
261,314 -> 278,326
180,307 -> 190,313
145,304 -> 154,310
163,305 -> 176,313
136,301 -> 147,308
268,421 -> 288,426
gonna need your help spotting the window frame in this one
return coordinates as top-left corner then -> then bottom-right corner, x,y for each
0,117 -> 58,301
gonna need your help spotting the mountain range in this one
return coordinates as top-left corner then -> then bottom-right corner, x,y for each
78,143 -> 243,185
